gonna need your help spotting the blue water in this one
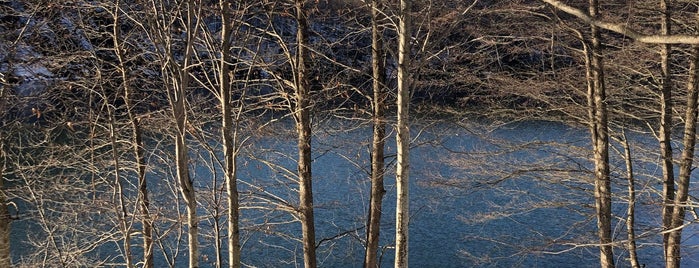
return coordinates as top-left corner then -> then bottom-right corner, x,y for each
11,119 -> 699,267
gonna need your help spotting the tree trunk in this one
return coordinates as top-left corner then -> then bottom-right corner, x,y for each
112,1 -> 153,265
175,129 -> 198,268
666,44 -> 699,268
220,1 -> 241,267
395,0 -> 412,267
0,141 -> 9,268
0,65 -> 9,268
105,95 -> 133,268
364,0 -> 387,266
173,1 -> 198,267
620,133 -> 640,268
589,0 -> 614,267
129,109 -> 153,268
294,1 -> 316,267
659,0 -> 675,257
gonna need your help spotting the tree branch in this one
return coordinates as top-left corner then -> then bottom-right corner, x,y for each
540,0 -> 699,44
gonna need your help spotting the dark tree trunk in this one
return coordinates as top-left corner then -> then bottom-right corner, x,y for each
113,1 -> 153,265
294,1 -> 317,267
666,44 -> 699,268
588,0 -> 614,266
0,141 -> 9,268
364,0 -> 387,266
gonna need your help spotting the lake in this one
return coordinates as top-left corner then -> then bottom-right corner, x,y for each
10,119 -> 699,267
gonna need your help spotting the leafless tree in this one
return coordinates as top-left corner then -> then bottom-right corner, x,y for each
219,1 -> 242,266
658,1 -> 675,255
139,0 -> 200,266
394,0 -> 412,266
109,0 -> 156,266
364,0 -> 388,267
667,37 -> 699,268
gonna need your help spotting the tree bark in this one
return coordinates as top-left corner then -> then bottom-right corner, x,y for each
364,0 -> 387,266
219,1 -> 241,267
112,1 -> 153,265
666,44 -> 699,268
294,1 -> 317,267
141,1 -> 200,266
0,141 -> 9,268
173,1 -> 198,267
619,133 -> 640,268
129,107 -> 153,268
588,0 -> 614,267
395,0 -> 412,267
659,0 -> 675,258
104,89 -> 133,268
540,0 -> 699,44
0,62 -> 9,268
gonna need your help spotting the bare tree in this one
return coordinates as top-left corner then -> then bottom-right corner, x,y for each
394,0 -> 412,266
611,132 -> 640,268
219,1 -> 242,266
140,0 -> 200,266
585,0 -> 614,267
0,67 -> 9,268
666,42 -> 699,268
364,0 -> 388,267
0,22 -> 12,266
658,0 -> 675,258
110,0 -> 154,266
293,1 -> 317,266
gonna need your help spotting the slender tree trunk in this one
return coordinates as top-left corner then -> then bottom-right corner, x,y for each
0,141 -> 9,268
364,0 -> 387,266
172,1 -> 198,267
175,124 -> 198,268
129,108 -> 153,268
619,133 -> 640,268
104,93 -> 133,268
666,44 -> 699,268
144,0 -> 199,265
106,3 -> 133,266
659,0 -> 675,257
219,1 -> 241,267
0,68 -> 9,268
112,1 -> 153,265
395,0 -> 412,267
589,0 -> 614,267
213,210 -> 222,268
294,1 -> 316,267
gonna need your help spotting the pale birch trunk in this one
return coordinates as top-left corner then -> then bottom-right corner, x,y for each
395,0 -> 412,266
619,134 -> 640,268
659,0 -> 675,256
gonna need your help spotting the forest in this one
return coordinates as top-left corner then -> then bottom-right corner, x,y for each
2,0 -> 699,267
